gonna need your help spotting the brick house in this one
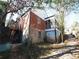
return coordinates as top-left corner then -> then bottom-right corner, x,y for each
18,11 -> 46,43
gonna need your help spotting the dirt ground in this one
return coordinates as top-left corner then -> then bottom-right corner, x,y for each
8,39 -> 79,59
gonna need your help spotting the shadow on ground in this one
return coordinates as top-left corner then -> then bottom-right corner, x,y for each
7,42 -> 79,59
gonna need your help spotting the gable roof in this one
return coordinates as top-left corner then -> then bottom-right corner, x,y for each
32,7 -> 58,21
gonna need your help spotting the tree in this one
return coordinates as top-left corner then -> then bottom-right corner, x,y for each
34,0 -> 43,8
0,1 -> 8,24
0,1 -> 7,13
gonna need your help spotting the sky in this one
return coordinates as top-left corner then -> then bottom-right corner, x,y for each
1,0 -> 7,2
65,11 -> 79,30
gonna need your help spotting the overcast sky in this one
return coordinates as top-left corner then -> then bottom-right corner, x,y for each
65,11 -> 79,30
1,0 -> 7,1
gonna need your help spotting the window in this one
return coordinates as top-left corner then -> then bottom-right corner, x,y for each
46,20 -> 51,29
38,32 -> 41,38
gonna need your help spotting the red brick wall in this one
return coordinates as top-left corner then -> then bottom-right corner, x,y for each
30,12 -> 46,32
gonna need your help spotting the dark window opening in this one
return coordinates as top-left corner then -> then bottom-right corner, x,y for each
38,32 -> 41,38
46,20 -> 51,29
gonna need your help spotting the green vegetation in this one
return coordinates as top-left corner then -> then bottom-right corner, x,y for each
0,1 -> 7,13
0,1 -> 8,25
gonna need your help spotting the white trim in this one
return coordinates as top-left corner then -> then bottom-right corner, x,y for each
45,28 -> 61,33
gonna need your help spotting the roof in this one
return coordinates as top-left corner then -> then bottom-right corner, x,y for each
5,6 -> 59,27
6,4 -> 59,21
32,7 -> 58,21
